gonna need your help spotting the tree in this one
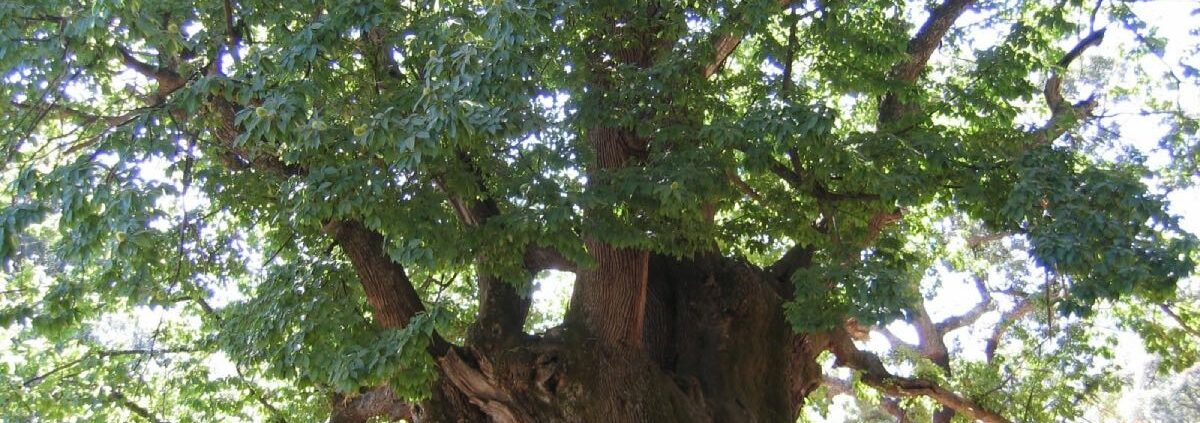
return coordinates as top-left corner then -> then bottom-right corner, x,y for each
1,0 -> 1197,422
813,219 -> 1130,422
1143,365 -> 1200,423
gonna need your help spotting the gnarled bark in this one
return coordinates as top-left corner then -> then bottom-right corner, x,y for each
414,253 -> 826,423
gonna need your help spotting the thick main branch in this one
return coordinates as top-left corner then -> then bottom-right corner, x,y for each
324,220 -> 427,330
878,0 -> 977,125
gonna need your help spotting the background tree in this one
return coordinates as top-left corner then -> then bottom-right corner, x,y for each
1,0 -> 1198,422
1142,365 -> 1200,423
811,217 -> 1132,422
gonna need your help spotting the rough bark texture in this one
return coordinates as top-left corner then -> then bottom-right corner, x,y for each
409,253 -> 826,423
326,220 -> 426,329
567,241 -> 651,348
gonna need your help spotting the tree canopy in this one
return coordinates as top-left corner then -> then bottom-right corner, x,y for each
1,0 -> 1198,422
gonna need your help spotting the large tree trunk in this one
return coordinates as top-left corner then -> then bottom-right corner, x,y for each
411,254 -> 826,423
338,5 -> 834,419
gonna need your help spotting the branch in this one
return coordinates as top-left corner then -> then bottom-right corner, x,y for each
911,302 -> 951,370
727,169 -> 766,203
893,0 -> 977,84
523,245 -> 576,273
205,97 -> 305,176
985,295 -> 1037,362
116,44 -> 302,179
936,277 -> 993,333
323,220 -> 430,331
934,301 -> 991,333
109,389 -> 168,423
23,348 -> 192,387
1033,29 -> 1106,147
1158,303 -> 1200,339
813,183 -> 881,202
769,160 -> 806,187
879,0 -> 977,125
117,42 -> 303,180
880,397 -> 914,423
329,387 -> 413,423
827,328 -> 1012,423
9,100 -> 140,127
824,375 -> 912,421
865,210 -> 904,244
231,367 -> 290,423
433,151 -> 502,229
9,98 -> 149,160
164,303 -> 289,422
221,0 -> 243,66
821,375 -> 853,396
781,6 -> 800,94
966,231 -> 1010,249
873,326 -> 917,350
116,46 -> 186,99
1044,29 -> 1106,110
766,243 -> 815,289
701,0 -> 795,78
768,158 -> 879,202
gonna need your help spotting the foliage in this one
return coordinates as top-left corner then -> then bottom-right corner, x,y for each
955,321 -> 1123,422
0,0 -> 1197,421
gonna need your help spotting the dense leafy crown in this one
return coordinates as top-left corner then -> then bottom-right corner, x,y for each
0,0 -> 1197,420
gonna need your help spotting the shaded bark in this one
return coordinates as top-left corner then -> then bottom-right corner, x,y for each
411,253 -> 826,423
473,272 -> 532,349
643,254 -> 826,422
329,389 -> 412,423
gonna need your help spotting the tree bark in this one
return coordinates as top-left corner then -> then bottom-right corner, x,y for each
408,253 -> 826,423
566,240 -> 651,349
563,126 -> 654,349
325,220 -> 426,329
